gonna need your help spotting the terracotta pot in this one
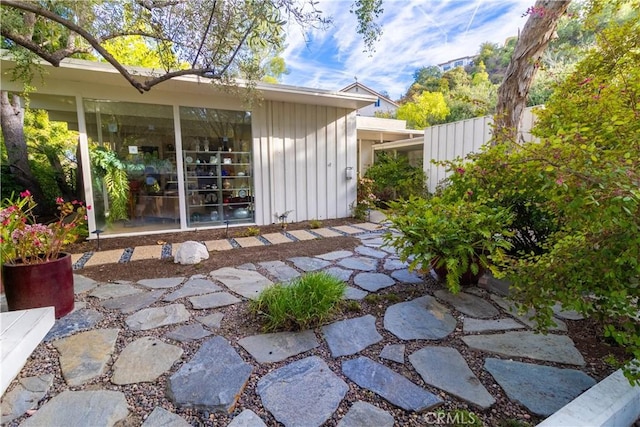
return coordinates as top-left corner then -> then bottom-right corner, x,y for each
431,258 -> 486,287
3,252 -> 74,318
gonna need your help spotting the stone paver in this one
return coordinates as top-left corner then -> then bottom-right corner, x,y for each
20,390 -> 128,427
332,225 -> 365,235
337,256 -> 378,271
490,294 -> 567,331
463,317 -> 524,333
238,330 -> 320,363
462,331 -> 586,365
130,244 -> 161,261
204,239 -> 234,251
434,290 -> 500,319
353,272 -> 395,292
210,267 -> 273,299
552,302 -> 585,320
390,269 -> 424,284
288,256 -> 331,272
355,245 -> 388,259
338,401 -> 394,427
484,358 -> 596,416
324,266 -> 354,282
141,407 -> 191,427
165,323 -> 213,342
312,228 -> 342,237
1,374 -> 54,424
354,222 -> 384,231
73,275 -> 98,294
164,278 -> 222,301
167,336 -> 252,412
82,249 -> 124,267
380,344 -> 405,363
261,232 -> 293,245
196,312 -> 224,329
125,304 -> 191,331
257,356 -> 348,427
53,329 -> 119,386
286,229 -> 318,241
89,282 -> 142,300
189,292 -> 242,309
138,277 -> 185,289
342,356 -> 442,412
344,286 -> 368,300
111,337 -> 183,385
384,296 -> 456,340
410,346 -> 495,409
259,260 -> 301,282
228,409 -> 268,427
100,290 -> 164,314
45,309 -> 104,341
322,315 -> 383,357
234,236 -> 265,248
383,258 -> 408,271
317,250 -> 353,261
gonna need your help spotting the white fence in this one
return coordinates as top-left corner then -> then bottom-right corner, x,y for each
424,107 -> 538,193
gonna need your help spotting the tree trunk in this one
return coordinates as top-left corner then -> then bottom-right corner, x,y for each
1,90 -> 46,211
494,0 -> 571,143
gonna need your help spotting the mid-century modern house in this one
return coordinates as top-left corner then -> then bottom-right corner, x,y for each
339,82 -> 398,117
1,56 -> 378,238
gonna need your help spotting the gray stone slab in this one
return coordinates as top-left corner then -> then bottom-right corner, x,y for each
137,277 -> 185,289
100,290 -> 164,314
210,267 -> 273,300
125,304 -> 190,331
73,274 -> 98,294
53,329 -> 119,386
141,407 -> 191,427
409,346 -> 495,409
165,323 -> 213,342
287,256 -> 331,272
462,331 -> 586,365
484,358 -> 596,416
342,356 -> 442,412
337,256 -> 378,271
111,337 -> 183,385
1,374 -> 54,424
337,401 -> 394,427
20,390 -> 128,427
552,302 -> 585,320
259,260 -> 301,282
317,250 -> 353,261
237,263 -> 257,271
355,245 -> 388,259
189,292 -> 241,309
238,330 -> 320,363
44,309 -> 104,341
390,268 -> 423,284
322,314 -> 383,357
164,278 -> 223,301
353,272 -> 395,292
463,317 -> 525,333
383,258 -> 409,271
167,336 -> 252,412
228,409 -> 268,427
257,356 -> 348,427
356,235 -> 385,246
434,290 -> 500,319
323,266 -> 353,282
384,296 -> 457,340
490,294 -> 567,331
379,344 -> 405,363
343,286 -> 368,300
196,312 -> 224,329
89,282 -> 142,300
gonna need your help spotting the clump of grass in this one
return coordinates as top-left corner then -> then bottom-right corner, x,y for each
309,219 -> 323,229
242,226 -> 260,237
341,300 -> 362,313
250,272 -> 346,331
364,293 -> 401,304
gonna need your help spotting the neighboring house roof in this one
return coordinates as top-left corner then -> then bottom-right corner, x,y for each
339,82 -> 399,107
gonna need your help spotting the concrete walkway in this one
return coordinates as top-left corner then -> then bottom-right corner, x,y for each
1,218 -> 599,426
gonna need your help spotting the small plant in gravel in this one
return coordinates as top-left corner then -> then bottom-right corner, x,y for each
341,300 -> 362,313
308,219 -> 323,229
250,272 -> 346,331
242,226 -> 260,237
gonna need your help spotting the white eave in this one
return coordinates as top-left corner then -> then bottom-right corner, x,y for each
372,136 -> 424,152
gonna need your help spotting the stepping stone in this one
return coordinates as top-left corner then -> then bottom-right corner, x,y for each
322,315 -> 382,357
111,337 -> 183,385
384,296 -> 457,340
356,235 -> 385,246
228,409 -> 267,427
337,256 -> 378,271
164,278 -> 222,301
462,331 -> 585,365
434,290 -> 499,319
165,324 -> 213,342
490,294 -> 567,331
210,267 -> 273,300
552,302 -> 585,320
259,261 -> 301,282
101,290 -> 164,314
288,256 -> 331,271
167,336 -> 252,412
338,401 -> 394,427
355,246 -> 388,259
324,267 -> 353,282
20,390 -> 128,427
409,346 -> 495,409
189,292 -> 241,309
1,374 -> 54,424
390,269 -> 423,284
257,356 -> 348,427
196,312 -> 224,329
141,407 -> 191,427
53,329 -> 119,386
342,356 -> 442,412
137,277 -> 185,289
463,317 -> 524,333
344,286 -> 368,300
237,263 -> 257,270
89,282 -> 142,300
484,358 -> 596,416
317,250 -> 353,261
380,344 -> 405,363
45,309 -> 103,341
353,272 -> 395,292
125,304 -> 190,331
73,275 -> 98,294
383,258 -> 409,271
238,330 -> 319,363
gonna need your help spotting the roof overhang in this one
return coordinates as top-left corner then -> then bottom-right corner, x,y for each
372,136 -> 424,152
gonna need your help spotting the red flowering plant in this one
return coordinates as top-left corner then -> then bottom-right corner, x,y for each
0,190 -> 89,265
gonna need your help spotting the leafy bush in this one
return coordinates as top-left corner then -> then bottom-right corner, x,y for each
364,152 -> 426,205
250,272 -> 346,331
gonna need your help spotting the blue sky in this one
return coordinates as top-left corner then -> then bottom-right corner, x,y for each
280,0 -> 530,100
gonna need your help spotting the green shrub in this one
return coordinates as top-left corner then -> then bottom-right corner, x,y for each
308,219 -> 322,229
242,226 -> 260,236
364,152 -> 426,205
250,272 -> 346,331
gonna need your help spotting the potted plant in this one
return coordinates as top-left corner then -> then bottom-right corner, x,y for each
384,196 -> 514,293
1,190 -> 88,318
